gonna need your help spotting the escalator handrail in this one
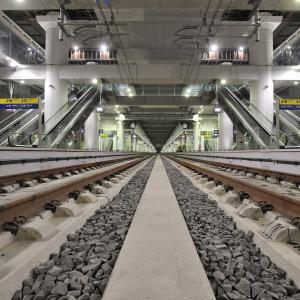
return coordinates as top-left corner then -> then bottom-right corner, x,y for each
0,109 -> 23,128
219,88 -> 268,148
50,88 -> 99,147
30,87 -> 92,140
3,111 -> 42,146
227,86 -> 275,135
0,109 -> 33,135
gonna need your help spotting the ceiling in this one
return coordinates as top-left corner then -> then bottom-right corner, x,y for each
1,0 -> 300,149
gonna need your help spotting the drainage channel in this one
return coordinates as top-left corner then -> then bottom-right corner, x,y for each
8,158 -> 155,300
163,158 -> 300,300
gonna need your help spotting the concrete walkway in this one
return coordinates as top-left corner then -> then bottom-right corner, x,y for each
103,156 -> 215,300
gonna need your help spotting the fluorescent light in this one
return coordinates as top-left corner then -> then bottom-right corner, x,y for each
220,79 -> 227,85
214,107 -> 221,113
96,106 -> 104,112
74,46 -> 79,51
294,81 -> 299,85
115,105 -> 119,108
27,47 -> 32,51
20,80 -> 25,84
238,46 -> 244,51
92,78 -> 98,84
210,44 -> 218,51
287,45 -> 291,49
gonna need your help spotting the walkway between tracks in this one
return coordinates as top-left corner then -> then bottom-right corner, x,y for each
103,155 -> 215,300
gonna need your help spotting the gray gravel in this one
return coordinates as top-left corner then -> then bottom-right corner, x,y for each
12,159 -> 155,300
163,158 -> 300,300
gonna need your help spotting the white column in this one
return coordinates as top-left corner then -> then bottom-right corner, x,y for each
84,108 -> 99,150
37,15 -> 69,129
249,15 -> 282,124
218,110 -> 233,151
193,121 -> 200,151
117,121 -> 124,151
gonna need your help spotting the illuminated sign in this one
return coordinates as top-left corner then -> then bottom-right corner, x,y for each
279,99 -> 300,110
0,98 -> 39,109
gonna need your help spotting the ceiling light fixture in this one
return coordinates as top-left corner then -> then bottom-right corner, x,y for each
220,79 -> 227,85
115,105 -> 119,108
20,80 -> 25,84
294,81 -> 299,85
100,44 -> 108,52
92,78 -> 98,84
238,46 -> 244,51
74,46 -> 79,51
210,44 -> 218,51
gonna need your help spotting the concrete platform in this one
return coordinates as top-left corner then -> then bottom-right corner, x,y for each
103,156 -> 215,300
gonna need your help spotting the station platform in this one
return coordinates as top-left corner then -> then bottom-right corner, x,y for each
103,156 -> 215,300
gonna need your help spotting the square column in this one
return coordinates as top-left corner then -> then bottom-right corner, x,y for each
249,15 -> 282,124
37,15 -> 69,129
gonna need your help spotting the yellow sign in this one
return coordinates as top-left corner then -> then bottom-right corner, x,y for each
279,99 -> 300,105
100,133 -> 109,138
0,98 -> 39,104
279,98 -> 300,110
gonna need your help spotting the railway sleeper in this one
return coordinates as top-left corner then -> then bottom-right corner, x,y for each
263,218 -> 300,243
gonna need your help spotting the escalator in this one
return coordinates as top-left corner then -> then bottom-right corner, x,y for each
233,86 -> 299,146
218,87 -> 286,149
31,86 -> 99,148
0,107 -> 41,146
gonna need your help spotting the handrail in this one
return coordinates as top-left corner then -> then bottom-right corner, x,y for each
30,87 -> 88,139
0,110 -> 22,128
228,86 -> 274,134
0,110 -> 33,136
227,86 -> 288,146
219,88 -> 268,148
50,88 -> 99,147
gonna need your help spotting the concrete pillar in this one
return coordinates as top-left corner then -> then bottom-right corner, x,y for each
249,15 -> 282,124
193,121 -> 200,151
37,15 -> 69,129
84,108 -> 99,150
218,110 -> 233,150
117,121 -> 124,151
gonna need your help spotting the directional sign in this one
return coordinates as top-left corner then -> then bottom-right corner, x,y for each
279,99 -> 300,111
0,98 -> 39,109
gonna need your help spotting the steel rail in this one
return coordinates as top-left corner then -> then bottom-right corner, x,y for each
174,154 -> 300,184
0,154 -> 144,186
0,156 -> 149,227
168,156 -> 300,217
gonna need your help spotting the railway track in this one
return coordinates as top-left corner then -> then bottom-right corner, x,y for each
0,155 -> 149,228
0,154 -> 143,186
173,153 -> 300,184
167,155 -> 300,218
